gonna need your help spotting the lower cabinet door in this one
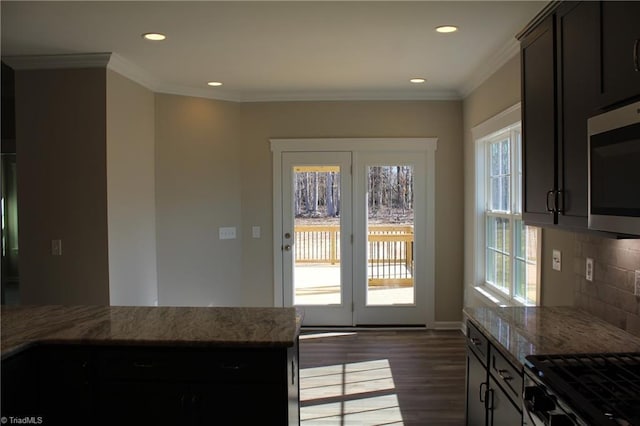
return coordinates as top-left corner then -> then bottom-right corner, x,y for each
195,383 -> 285,425
466,350 -> 488,426
488,377 -> 522,426
1,349 -> 38,419
37,346 -> 95,425
97,382 -> 185,426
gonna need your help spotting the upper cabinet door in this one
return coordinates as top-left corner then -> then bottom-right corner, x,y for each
521,15 -> 557,226
556,1 -> 600,229
600,1 -> 640,107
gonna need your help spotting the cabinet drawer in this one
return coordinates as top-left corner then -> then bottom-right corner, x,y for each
98,347 -> 284,384
490,348 -> 522,407
466,321 -> 489,364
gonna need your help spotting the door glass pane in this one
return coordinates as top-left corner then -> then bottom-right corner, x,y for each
293,166 -> 342,305
366,165 -> 415,306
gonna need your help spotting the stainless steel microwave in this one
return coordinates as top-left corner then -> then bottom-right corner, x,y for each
588,100 -> 640,236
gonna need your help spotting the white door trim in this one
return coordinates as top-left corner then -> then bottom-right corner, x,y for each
270,138 -> 437,326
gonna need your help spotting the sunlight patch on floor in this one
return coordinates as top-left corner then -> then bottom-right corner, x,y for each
300,359 -> 404,425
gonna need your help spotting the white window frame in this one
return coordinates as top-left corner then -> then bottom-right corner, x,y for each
471,103 -> 541,307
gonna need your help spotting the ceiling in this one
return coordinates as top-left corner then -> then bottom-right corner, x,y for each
1,1 -> 546,102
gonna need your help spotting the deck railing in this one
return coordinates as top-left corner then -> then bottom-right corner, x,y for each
294,224 -> 414,286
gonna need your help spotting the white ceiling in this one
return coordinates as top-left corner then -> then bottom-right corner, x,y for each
1,1 -> 546,102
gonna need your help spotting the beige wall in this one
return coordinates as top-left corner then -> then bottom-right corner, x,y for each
462,55 -> 522,307
462,54 -> 575,308
106,70 -> 158,306
540,228 -> 575,305
239,101 -> 464,322
15,68 -> 110,304
154,94 -> 243,306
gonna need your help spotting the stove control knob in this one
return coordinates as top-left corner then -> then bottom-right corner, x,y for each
523,386 -> 556,412
549,413 -> 574,426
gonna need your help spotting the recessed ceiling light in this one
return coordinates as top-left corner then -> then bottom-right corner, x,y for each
207,81 -> 223,87
142,33 -> 166,41
435,25 -> 458,34
410,78 -> 426,84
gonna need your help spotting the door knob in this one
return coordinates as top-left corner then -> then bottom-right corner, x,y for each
284,245 -> 292,251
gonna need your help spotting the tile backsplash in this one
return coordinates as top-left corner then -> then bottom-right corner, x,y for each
574,235 -> 640,337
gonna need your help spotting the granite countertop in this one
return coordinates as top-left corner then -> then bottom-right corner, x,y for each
1,305 -> 303,359
464,306 -> 640,368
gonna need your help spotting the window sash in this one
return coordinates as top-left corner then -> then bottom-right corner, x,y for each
481,124 -> 538,306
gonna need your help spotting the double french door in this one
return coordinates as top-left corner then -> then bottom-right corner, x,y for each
275,142 -> 434,327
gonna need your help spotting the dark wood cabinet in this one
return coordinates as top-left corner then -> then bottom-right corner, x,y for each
466,349 -> 488,426
519,1 -> 636,232
600,1 -> 640,107
1,342 -> 299,426
37,346 -> 96,425
94,345 -> 297,425
0,349 -> 39,419
487,377 -> 523,426
555,1 -> 601,228
521,15 -> 557,226
466,322 -> 523,426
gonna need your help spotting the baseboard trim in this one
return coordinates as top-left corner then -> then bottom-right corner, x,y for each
432,321 -> 463,331
301,322 -> 463,332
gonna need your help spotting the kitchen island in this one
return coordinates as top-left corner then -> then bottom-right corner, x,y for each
1,305 -> 302,426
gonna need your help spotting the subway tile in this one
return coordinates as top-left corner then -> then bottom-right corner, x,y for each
626,313 -> 640,338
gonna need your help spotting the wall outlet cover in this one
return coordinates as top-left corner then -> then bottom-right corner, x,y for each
51,239 -> 62,256
552,249 -> 562,271
219,227 -> 237,240
586,258 -> 594,282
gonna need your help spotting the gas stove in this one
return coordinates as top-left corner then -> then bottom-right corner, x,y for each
524,352 -> 640,426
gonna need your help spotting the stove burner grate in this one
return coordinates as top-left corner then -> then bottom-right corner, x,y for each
527,352 -> 640,425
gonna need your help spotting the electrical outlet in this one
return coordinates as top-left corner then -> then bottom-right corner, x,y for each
552,249 -> 562,271
51,239 -> 62,256
635,270 -> 640,296
586,258 -> 594,282
218,227 -> 236,240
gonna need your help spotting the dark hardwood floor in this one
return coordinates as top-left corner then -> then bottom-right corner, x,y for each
299,329 -> 467,426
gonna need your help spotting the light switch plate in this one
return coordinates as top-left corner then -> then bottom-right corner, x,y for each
586,258 -> 594,282
219,227 -> 236,240
552,249 -> 561,271
51,239 -> 62,256
252,226 -> 261,239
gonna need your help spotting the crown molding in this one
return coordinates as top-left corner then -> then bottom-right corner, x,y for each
232,88 -> 461,102
152,87 -> 462,103
2,52 -> 111,70
106,53 -> 161,92
458,37 -> 520,99
2,52 -> 462,102
153,84 -> 461,103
